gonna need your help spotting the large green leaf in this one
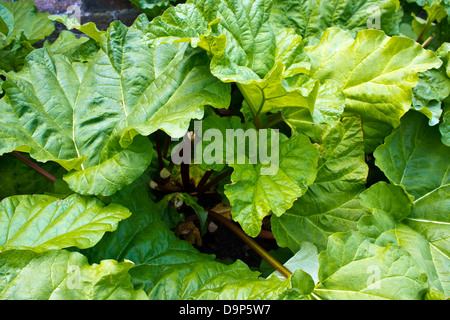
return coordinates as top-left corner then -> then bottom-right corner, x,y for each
373,112 -> 449,239
373,111 -> 450,295
194,113 -> 320,237
272,117 -> 369,252
0,0 -> 55,72
0,194 -> 131,252
314,231 -> 428,300
204,0 -> 289,81
81,169 -> 308,299
0,0 -> 54,46
270,0 -> 401,41
0,15 -> 230,196
0,250 -> 146,299
225,133 -> 320,237
146,0 -> 338,127
136,259 -> 303,300
306,27 -> 442,152
374,111 -> 449,204
43,31 -> 98,59
282,77 -> 345,141
358,182 -> 450,296
203,7 -> 318,122
146,0 -> 356,137
161,0 -> 279,83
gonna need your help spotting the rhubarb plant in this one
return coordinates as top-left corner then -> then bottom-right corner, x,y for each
0,0 -> 449,300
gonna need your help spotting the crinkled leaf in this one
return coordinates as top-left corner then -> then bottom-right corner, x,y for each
282,77 -> 346,141
194,0 -> 278,82
412,68 -> 450,125
0,33 -> 33,72
412,42 -> 450,126
270,0 -> 401,42
0,0 -> 54,72
374,112 -> 449,295
314,231 -> 428,300
441,102 -> 450,146
196,113 -> 321,236
0,194 -> 131,252
306,27 -> 442,152
144,0 -> 219,46
235,60 -> 317,124
374,111 -> 449,203
134,259 -> 301,300
225,133 -> 320,237
146,1 -> 328,123
232,29 -> 316,121
129,0 -> 184,19
0,16 -> 230,196
0,0 -> 54,47
148,1 -> 354,137
436,43 -> 450,145
437,42 -> 450,77
0,250 -> 146,300
43,30 -> 100,62
272,117 -> 369,252
358,182 -> 450,296
49,14 -> 104,44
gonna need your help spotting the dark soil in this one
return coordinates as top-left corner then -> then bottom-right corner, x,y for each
171,182 -> 280,268
198,221 -> 279,268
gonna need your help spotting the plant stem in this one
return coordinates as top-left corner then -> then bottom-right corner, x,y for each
199,168 -> 233,194
254,88 -> 267,130
310,292 -> 322,300
254,115 -> 262,130
257,230 -> 275,240
265,112 -> 283,129
417,20 -> 431,43
214,108 -> 235,117
196,170 -> 214,192
208,210 -> 292,279
154,132 -> 164,171
12,151 -> 57,183
181,163 -> 192,192
162,134 -> 171,159
422,36 -> 434,48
